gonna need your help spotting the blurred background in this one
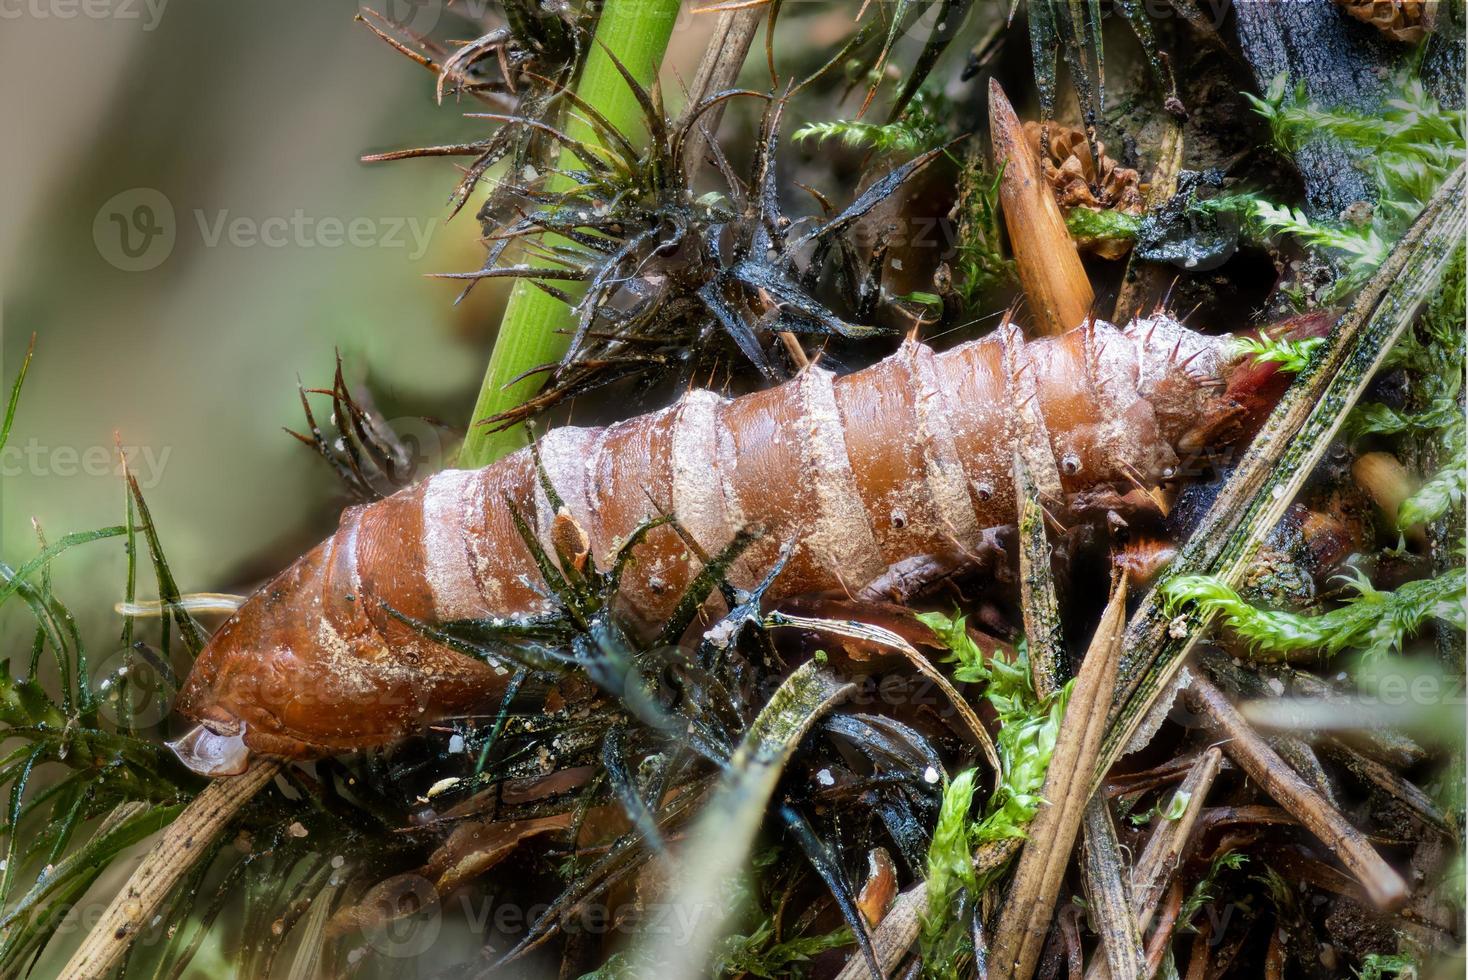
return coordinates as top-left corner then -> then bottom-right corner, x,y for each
0,0 -> 729,646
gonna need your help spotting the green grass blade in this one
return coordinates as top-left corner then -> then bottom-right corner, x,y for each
458,0 -> 683,467
0,335 -> 33,457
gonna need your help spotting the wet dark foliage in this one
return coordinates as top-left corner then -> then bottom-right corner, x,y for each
433,68 -> 952,430
379,454 -> 965,973
0,354 -> 443,977
3,3 -> 1462,978
359,1 -> 593,219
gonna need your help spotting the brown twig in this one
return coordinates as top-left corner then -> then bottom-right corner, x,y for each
1104,752 -> 1218,799
1129,748 -> 1222,927
676,4 -> 763,171
989,574 -> 1128,980
1323,738 -> 1454,836
1142,880 -> 1185,977
1202,653 -> 1341,807
1182,914 -> 1213,980
1184,674 -> 1409,909
59,761 -> 281,979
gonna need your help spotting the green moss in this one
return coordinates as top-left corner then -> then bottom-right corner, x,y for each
1163,567 -> 1466,664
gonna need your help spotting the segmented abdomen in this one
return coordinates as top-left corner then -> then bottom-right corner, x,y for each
179,315 -> 1239,758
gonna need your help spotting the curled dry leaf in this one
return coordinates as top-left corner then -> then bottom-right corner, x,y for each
1025,123 -> 1146,213
551,506 -> 592,572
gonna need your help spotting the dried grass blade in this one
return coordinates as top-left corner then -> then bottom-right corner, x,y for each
1085,747 -> 1222,980
58,761 -> 281,979
641,661 -> 854,977
1016,452 -> 1066,698
675,4 -> 763,168
989,573 -> 1128,980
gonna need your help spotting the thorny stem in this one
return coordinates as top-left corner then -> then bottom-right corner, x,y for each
459,0 -> 682,467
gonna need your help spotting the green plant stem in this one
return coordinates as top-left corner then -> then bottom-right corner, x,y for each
459,0 -> 682,467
